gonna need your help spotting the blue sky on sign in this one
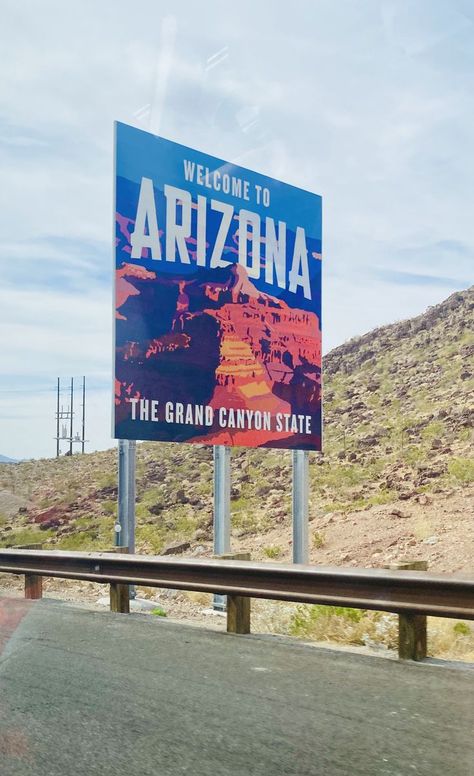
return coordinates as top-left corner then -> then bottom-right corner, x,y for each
0,0 -> 473,459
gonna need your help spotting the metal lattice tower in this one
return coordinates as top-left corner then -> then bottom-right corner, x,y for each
55,376 -> 88,457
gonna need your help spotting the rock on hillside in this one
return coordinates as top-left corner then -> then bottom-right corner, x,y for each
0,287 -> 472,573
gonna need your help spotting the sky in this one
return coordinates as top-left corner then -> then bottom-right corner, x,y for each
0,0 -> 473,460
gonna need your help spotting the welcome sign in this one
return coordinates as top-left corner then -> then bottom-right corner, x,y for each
114,122 -> 322,450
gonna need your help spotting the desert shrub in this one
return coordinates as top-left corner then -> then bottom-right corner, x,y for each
402,445 -> 424,465
457,427 -> 473,443
428,617 -> 474,661
101,500 -> 116,515
98,472 -> 116,489
135,525 -> 165,554
289,604 -> 398,648
312,532 -> 325,549
0,527 -> 52,547
291,604 -> 362,634
56,530 -> 102,551
422,420 -> 445,440
232,503 -> 271,534
151,607 -> 167,617
263,545 -> 282,559
448,458 -> 474,483
453,622 -> 470,636
139,486 -> 165,508
322,500 -> 351,513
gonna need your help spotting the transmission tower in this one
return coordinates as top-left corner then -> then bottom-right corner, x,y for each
55,376 -> 88,457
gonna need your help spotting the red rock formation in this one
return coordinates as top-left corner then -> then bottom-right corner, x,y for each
115,261 -> 321,447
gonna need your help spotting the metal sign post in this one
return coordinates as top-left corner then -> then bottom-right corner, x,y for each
127,440 -> 136,556
213,445 -> 231,610
116,439 -> 137,596
292,449 -> 309,564
116,440 -> 129,549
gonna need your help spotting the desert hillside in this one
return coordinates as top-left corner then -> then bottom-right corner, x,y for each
0,286 -> 473,574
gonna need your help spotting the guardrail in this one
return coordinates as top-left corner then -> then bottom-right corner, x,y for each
1,548 -> 473,661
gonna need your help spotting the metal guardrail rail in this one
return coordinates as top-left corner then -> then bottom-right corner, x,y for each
0,548 -> 473,620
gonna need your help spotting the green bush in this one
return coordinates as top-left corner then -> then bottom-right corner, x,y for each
56,530 -> 101,551
422,421 -> 445,440
402,445 -> 424,465
312,532 -> 325,549
135,525 -> 165,554
151,607 -> 167,617
0,527 -> 52,548
448,458 -> 474,483
290,604 -> 364,637
263,545 -> 282,559
453,622 -> 471,636
98,472 -> 117,489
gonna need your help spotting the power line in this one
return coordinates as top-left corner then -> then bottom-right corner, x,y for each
0,387 -> 57,394
0,380 -> 108,394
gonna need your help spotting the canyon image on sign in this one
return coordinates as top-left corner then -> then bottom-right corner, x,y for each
114,122 -> 322,450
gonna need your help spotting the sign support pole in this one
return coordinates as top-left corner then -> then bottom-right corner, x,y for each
127,440 -> 136,556
116,439 -> 136,597
116,440 -> 129,550
213,445 -> 231,611
292,449 -> 309,564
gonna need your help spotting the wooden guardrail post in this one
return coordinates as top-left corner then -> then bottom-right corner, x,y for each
227,591 -> 251,635
13,545 -> 44,600
393,560 -> 428,660
218,552 -> 251,634
107,546 -> 130,614
110,581 -> 130,613
25,573 -> 43,599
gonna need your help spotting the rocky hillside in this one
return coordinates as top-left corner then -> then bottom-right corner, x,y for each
0,286 -> 472,573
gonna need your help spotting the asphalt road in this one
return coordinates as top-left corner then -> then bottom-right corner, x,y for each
0,597 -> 472,776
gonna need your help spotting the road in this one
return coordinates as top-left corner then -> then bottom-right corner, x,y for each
0,596 -> 472,776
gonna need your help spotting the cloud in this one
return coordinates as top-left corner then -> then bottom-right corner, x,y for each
1,235 -> 110,293
385,239 -> 474,284
374,269 -> 469,287
0,284 -> 111,379
0,0 -> 473,457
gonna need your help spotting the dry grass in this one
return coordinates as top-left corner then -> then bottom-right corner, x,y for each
184,590 -> 213,607
251,600 -> 474,662
428,617 -> 474,662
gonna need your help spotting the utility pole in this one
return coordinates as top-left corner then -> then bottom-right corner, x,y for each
69,377 -> 74,456
81,376 -> 86,454
54,377 -> 87,457
56,378 -> 60,458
